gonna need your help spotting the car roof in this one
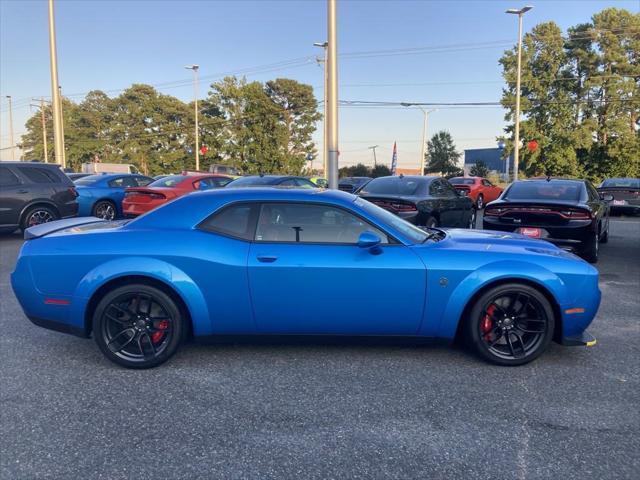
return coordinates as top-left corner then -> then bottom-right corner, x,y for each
1,161 -> 61,168
130,187 -> 355,230
518,178 -> 585,184
369,175 -> 439,182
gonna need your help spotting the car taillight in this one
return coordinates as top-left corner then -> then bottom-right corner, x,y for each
484,208 -> 504,216
68,187 -> 78,198
391,203 -> 417,212
149,193 -> 165,199
559,209 -> 591,220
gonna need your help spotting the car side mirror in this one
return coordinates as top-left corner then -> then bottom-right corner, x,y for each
357,231 -> 381,251
601,193 -> 614,202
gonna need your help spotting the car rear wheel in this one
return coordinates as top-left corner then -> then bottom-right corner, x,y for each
583,231 -> 599,263
600,225 -> 609,244
476,194 -> 484,210
93,284 -> 186,369
20,205 -> 58,231
93,200 -> 116,220
464,283 -> 555,366
467,209 -> 476,229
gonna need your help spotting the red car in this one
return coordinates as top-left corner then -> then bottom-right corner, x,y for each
449,176 -> 503,209
123,173 -> 232,217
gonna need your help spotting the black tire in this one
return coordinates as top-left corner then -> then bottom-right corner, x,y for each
93,284 -> 186,369
476,194 -> 484,210
20,205 -> 58,231
600,225 -> 609,244
425,216 -> 438,228
467,208 -> 477,229
582,231 -> 599,263
463,283 -> 555,366
93,200 -> 117,220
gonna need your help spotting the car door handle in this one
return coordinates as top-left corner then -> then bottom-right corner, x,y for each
256,255 -> 278,263
17,189 -> 29,194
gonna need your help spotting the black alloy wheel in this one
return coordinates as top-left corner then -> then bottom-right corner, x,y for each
93,284 -> 185,368
465,283 -> 554,366
93,200 -> 116,220
21,206 -> 58,231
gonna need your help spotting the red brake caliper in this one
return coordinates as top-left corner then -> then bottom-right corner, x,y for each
481,305 -> 495,340
150,320 -> 169,344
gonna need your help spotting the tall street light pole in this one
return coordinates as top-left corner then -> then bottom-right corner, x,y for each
418,107 -> 437,176
313,42 -> 328,177
48,0 -> 65,168
326,0 -> 339,189
368,145 -> 378,167
506,5 -> 532,182
6,96 -> 15,160
40,98 -> 49,163
185,64 -> 200,171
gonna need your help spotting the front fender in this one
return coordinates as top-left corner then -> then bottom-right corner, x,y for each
71,257 -> 211,336
434,260 -> 570,339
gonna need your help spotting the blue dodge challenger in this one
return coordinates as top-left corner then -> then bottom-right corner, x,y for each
11,188 -> 600,368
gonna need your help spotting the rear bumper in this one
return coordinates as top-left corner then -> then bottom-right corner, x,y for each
122,201 -> 163,216
27,315 -> 88,338
482,219 -> 593,252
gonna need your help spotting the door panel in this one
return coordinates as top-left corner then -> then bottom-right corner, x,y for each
247,243 -> 426,335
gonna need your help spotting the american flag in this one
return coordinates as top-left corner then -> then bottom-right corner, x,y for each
391,141 -> 398,175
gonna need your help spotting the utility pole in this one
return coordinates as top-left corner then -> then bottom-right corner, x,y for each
6,96 -> 15,160
40,98 -> 49,163
326,0 -> 339,189
506,5 -> 532,182
368,145 -> 378,167
48,0 -> 65,168
313,42 -> 329,177
185,64 -> 200,171
418,108 -> 436,176
58,86 -> 66,167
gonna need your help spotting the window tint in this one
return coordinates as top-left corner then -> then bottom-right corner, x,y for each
109,176 -> 137,188
482,179 -> 493,187
17,166 -> 58,184
449,178 -> 475,185
255,203 -> 389,244
226,176 -> 276,187
75,175 -> 103,185
149,175 -> 187,188
0,167 -> 20,187
441,180 -> 458,197
505,182 -> 582,201
294,178 -> 317,188
361,177 -> 425,196
429,180 -> 445,196
279,179 -> 297,187
601,178 -> 640,189
586,183 -> 599,201
135,176 -> 153,186
199,203 -> 257,240
355,198 -> 427,244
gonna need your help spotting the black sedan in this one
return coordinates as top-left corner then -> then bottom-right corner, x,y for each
482,178 -> 610,263
339,176 -> 372,194
358,175 -> 475,228
225,175 -> 317,188
597,178 -> 640,215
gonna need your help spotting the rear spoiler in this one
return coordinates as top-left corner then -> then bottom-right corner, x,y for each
24,217 -> 105,240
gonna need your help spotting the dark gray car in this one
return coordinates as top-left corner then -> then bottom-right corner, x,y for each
0,162 -> 78,233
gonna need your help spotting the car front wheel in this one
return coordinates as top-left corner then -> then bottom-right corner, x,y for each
21,205 -> 59,231
93,284 -> 186,368
464,283 -> 555,366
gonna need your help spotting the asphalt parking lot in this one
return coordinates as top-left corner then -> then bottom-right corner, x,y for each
1,216 -> 639,480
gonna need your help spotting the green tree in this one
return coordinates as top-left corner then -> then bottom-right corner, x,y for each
470,161 -> 489,177
371,164 -> 391,178
425,131 -> 462,176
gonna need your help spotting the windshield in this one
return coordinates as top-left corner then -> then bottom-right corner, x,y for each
340,177 -> 369,185
355,197 -> 429,244
449,178 -> 475,185
360,177 -> 425,196
505,182 -> 582,201
226,176 -> 277,187
601,178 -> 640,189
149,175 -> 187,188
74,175 -> 104,185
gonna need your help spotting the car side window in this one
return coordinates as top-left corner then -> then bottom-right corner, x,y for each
255,203 -> 389,244
0,167 -> 20,187
109,177 -> 137,188
279,179 -> 297,187
135,176 -> 153,187
441,180 -> 458,197
586,183 -> 599,201
429,180 -> 444,196
199,203 -> 258,240
17,166 -> 57,184
482,179 -> 493,187
294,178 -> 316,189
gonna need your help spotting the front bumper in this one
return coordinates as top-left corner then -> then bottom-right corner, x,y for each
561,331 -> 597,347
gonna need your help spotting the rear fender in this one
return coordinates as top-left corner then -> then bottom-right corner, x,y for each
434,261 -> 569,339
72,257 -> 211,336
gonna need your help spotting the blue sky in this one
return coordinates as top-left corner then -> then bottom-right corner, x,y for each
1,0 -> 637,168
